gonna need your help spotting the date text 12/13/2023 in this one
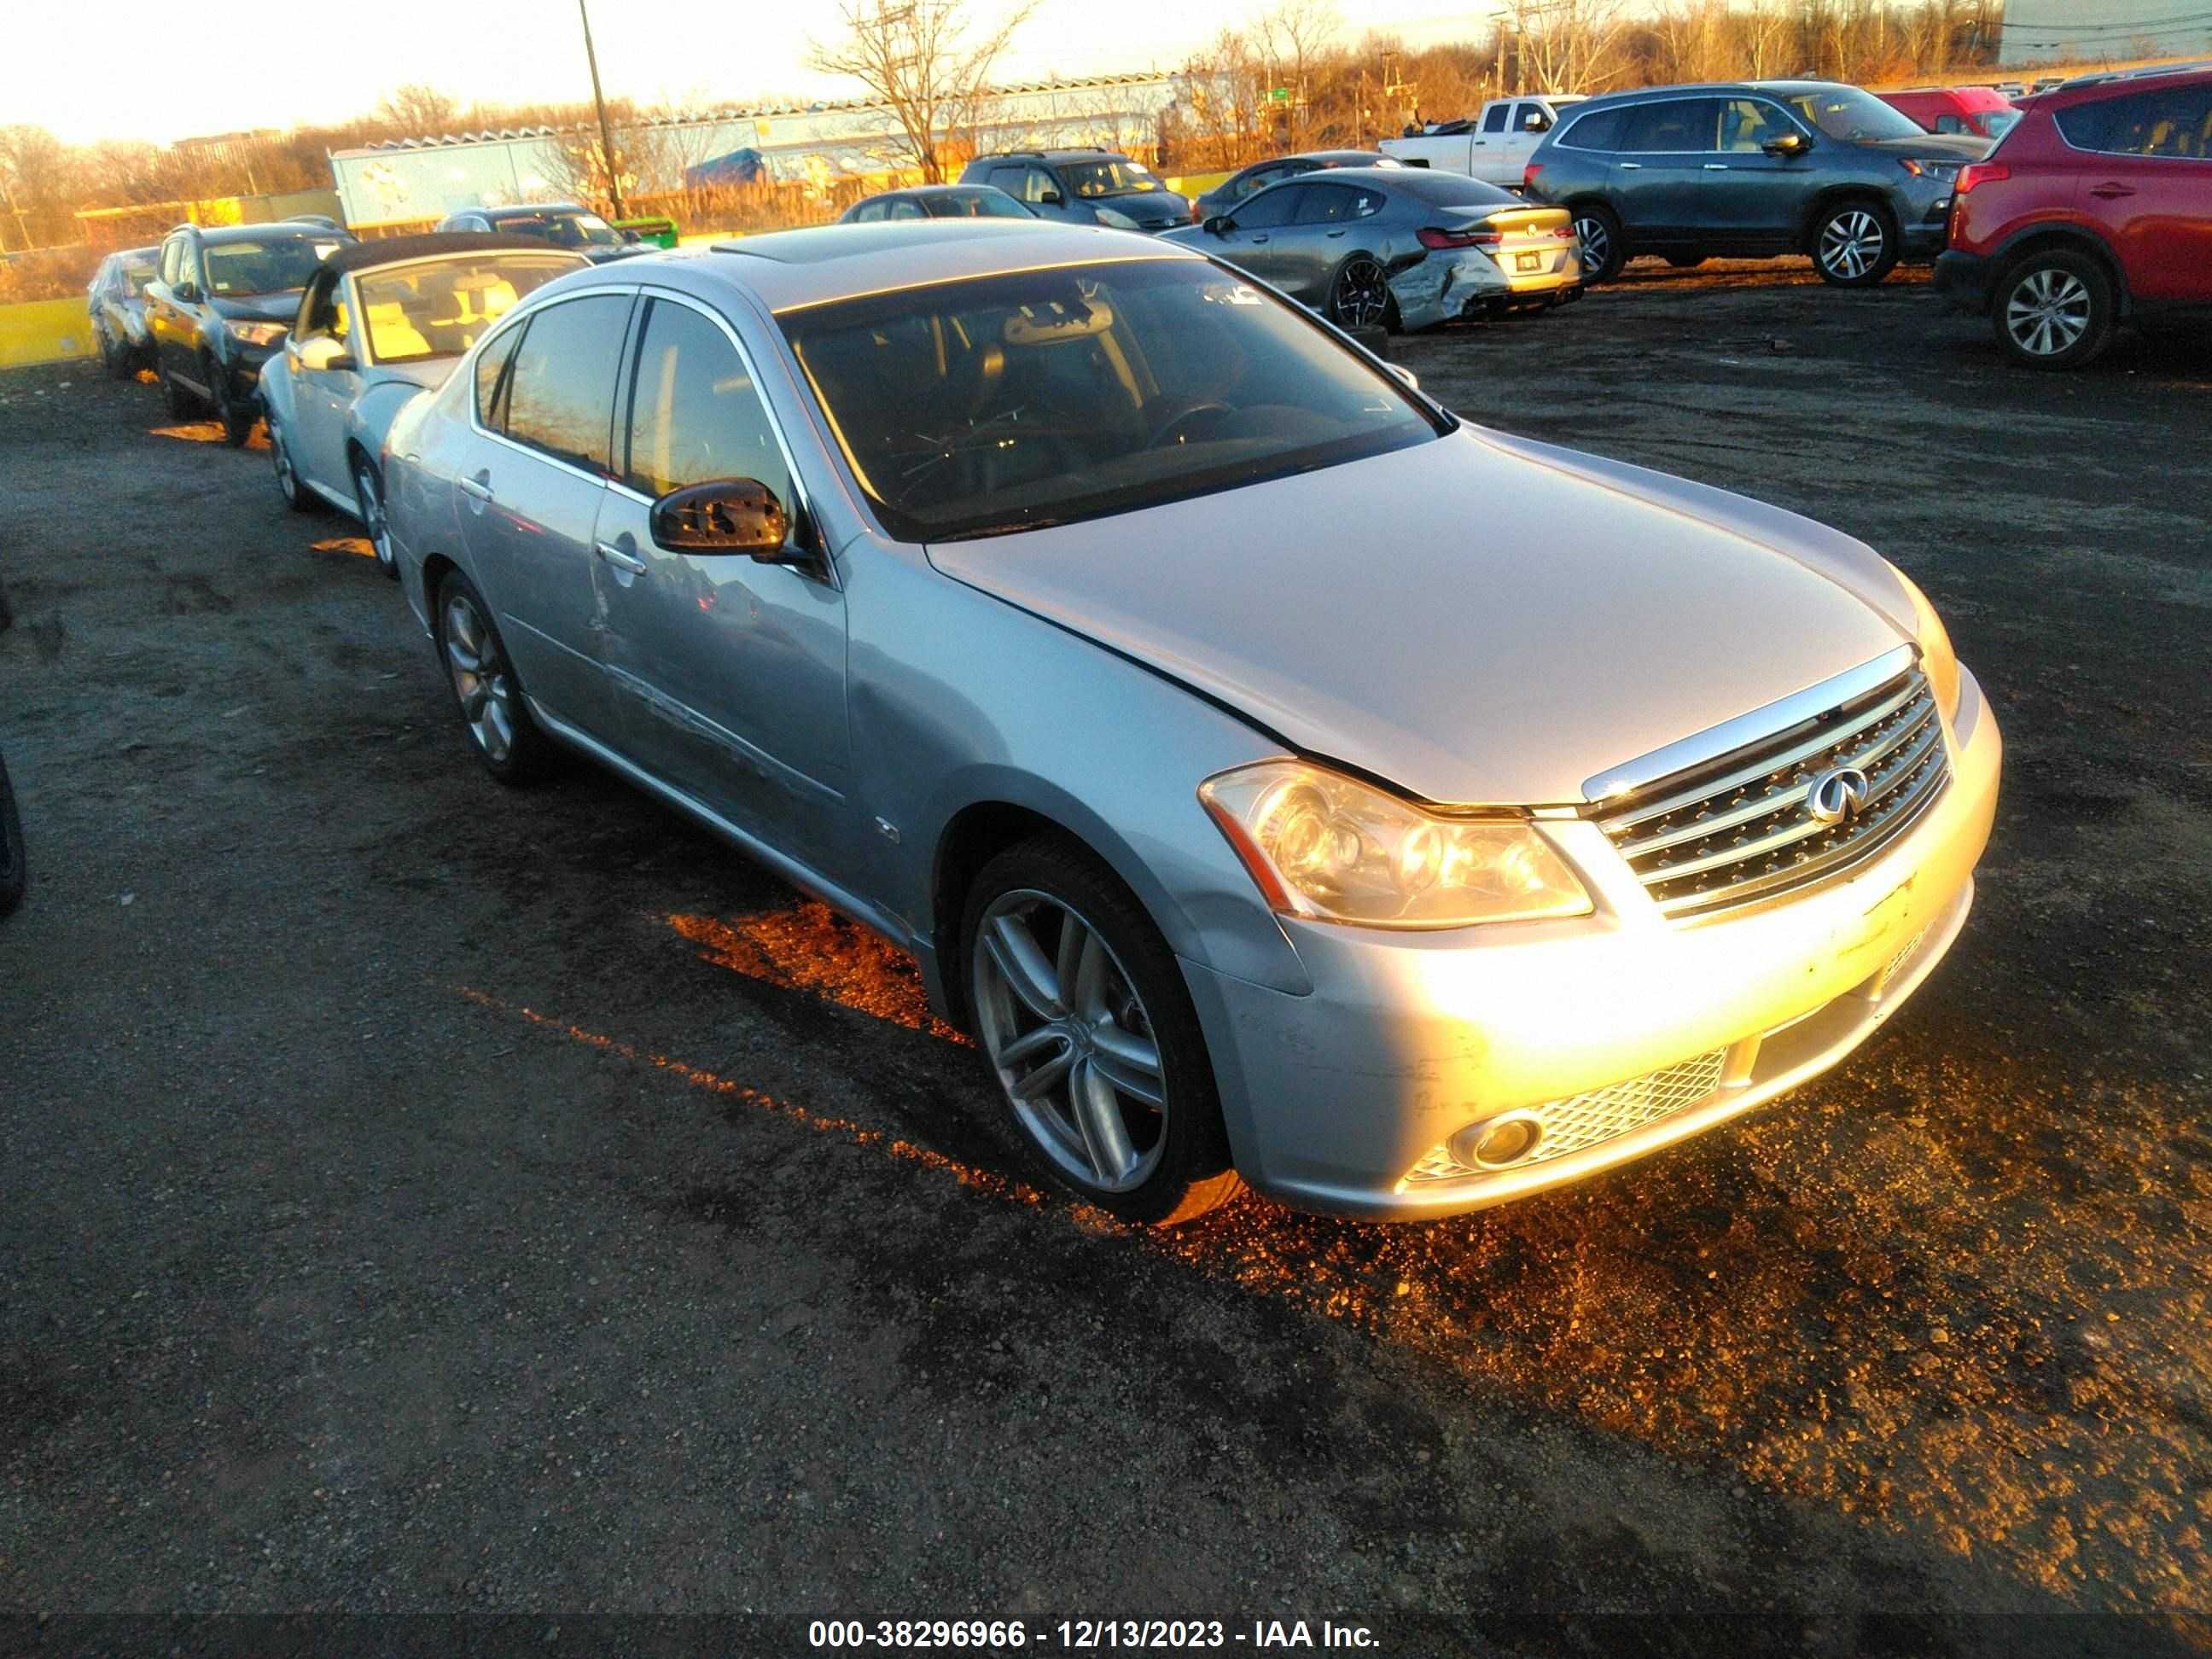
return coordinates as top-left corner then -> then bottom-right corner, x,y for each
807,1618 -> 1381,1649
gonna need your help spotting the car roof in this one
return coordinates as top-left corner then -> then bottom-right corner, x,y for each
317,230 -> 579,277
2043,61 -> 2212,102
1241,149 -> 1388,169
874,183 -> 1013,195
701,220 -> 1200,311
1569,78 -> 1851,108
187,221 -> 357,246
479,201 -> 591,217
975,148 -> 1130,162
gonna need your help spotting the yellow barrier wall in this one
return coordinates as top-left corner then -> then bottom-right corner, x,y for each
0,298 -> 97,369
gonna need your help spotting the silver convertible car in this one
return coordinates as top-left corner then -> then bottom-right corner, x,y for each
261,233 -> 585,576
381,221 -> 2000,1225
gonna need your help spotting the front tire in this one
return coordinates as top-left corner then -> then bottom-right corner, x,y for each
160,358 -> 206,418
353,456 -> 399,579
963,837 -> 1244,1225
1326,254 -> 1394,332
1573,205 -> 1627,283
1812,198 -> 1900,287
434,571 -> 556,783
268,418 -> 317,513
1993,249 -> 2115,370
207,356 -> 253,446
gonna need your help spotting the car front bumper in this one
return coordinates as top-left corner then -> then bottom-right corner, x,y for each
1182,665 -> 2001,1220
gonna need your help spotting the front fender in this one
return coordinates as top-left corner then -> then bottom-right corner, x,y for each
259,355 -> 297,428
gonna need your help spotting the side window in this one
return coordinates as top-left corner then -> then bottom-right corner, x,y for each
1237,165 -> 1284,198
886,198 -> 926,219
1720,98 -> 1797,152
502,292 -> 632,472
181,241 -> 205,294
1231,183 -> 1305,229
2072,84 -> 2212,157
850,201 -> 884,223
474,317 -> 526,427
1621,98 -> 1721,154
301,275 -> 347,341
622,299 -> 793,509
1482,104 -> 1512,134
1558,106 -> 1628,152
159,238 -> 183,288
1516,102 -> 1551,132
1294,183 -> 1355,224
983,166 -> 1027,195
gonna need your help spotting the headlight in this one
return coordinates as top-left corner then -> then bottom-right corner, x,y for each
1199,760 -> 1592,928
226,320 -> 288,346
1093,206 -> 1140,230
1894,569 -> 1961,720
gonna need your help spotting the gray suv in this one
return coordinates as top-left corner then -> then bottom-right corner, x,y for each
957,148 -> 1191,232
1524,80 -> 1988,286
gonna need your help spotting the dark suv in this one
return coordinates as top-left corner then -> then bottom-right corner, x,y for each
432,202 -> 650,264
145,219 -> 355,444
957,149 -> 1191,232
1935,65 -> 2212,369
1524,80 -> 1988,285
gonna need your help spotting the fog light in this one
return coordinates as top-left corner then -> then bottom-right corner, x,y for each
1448,1110 -> 1545,1171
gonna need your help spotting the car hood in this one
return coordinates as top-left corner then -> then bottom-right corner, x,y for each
211,292 -> 302,323
924,428 -> 1918,806
1856,132 -> 1992,161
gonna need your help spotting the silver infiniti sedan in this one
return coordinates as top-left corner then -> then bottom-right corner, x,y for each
381,220 -> 2000,1225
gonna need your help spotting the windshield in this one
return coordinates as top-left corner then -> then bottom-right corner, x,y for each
495,211 -> 621,247
204,237 -> 346,296
780,259 -> 1442,543
1057,160 -> 1162,197
354,253 -> 579,364
1784,86 -> 1930,142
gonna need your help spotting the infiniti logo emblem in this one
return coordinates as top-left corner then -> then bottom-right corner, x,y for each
1807,765 -> 1873,825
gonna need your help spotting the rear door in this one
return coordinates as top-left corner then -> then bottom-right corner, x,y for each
1614,97 -> 1724,245
2067,81 -> 2212,302
591,291 -> 851,853
456,289 -> 634,742
1273,182 -> 1385,304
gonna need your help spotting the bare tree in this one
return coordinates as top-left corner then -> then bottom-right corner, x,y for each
804,0 -> 1036,183
1251,0 -> 1342,145
373,84 -> 463,140
1503,0 -> 1635,92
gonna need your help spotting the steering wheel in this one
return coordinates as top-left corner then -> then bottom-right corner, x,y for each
1144,400 -> 1233,450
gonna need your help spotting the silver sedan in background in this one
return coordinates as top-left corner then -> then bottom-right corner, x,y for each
381,221 -> 1998,1224
1164,166 -> 1583,330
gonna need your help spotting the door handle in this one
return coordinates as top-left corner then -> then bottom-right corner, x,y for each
595,541 -> 647,577
1326,229 -> 1346,237
2088,183 -> 2134,198
1703,163 -> 1730,171
1618,161 -> 1643,170
1251,234 -> 1269,243
457,474 -> 493,501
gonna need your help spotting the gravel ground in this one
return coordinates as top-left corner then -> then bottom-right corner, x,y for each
1,259 -> 2208,1656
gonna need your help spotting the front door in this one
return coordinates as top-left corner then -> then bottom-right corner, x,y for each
591,293 -> 852,859
292,271 -> 358,493
1702,96 -> 1819,251
1613,98 -> 1725,247
1213,183 -> 1307,288
457,289 -> 633,743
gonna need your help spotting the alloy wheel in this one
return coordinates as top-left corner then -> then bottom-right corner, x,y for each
2005,267 -> 2092,358
970,889 -> 1169,1194
1330,257 -> 1392,330
442,591 -> 515,765
1575,214 -> 1612,275
1818,209 -> 1886,281
354,461 -> 394,573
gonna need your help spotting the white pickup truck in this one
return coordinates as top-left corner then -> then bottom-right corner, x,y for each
1380,95 -> 1590,187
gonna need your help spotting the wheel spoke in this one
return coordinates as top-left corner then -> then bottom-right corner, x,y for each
1089,1022 -> 1164,1107
1053,912 -> 1091,1012
987,913 -> 1063,1020
1008,1039 -> 1076,1102
446,637 -> 480,675
1070,1059 -> 1138,1186
1069,928 -> 1111,1022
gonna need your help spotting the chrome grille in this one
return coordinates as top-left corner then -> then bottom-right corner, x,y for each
1401,1047 -> 1730,1185
1594,665 -> 1951,922
1522,1047 -> 1729,1165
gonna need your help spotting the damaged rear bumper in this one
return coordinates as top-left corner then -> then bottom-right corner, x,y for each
1388,246 -> 1584,329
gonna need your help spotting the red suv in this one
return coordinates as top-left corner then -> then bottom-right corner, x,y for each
1934,65 -> 2212,369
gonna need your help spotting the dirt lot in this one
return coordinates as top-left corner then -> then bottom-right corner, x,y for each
2,261 -> 2209,1654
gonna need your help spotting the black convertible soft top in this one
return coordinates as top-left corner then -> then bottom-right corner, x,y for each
317,230 -> 573,277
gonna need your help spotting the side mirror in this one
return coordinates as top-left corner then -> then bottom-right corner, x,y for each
1523,114 -> 1548,131
175,282 -> 201,305
1039,189 -> 1064,207
296,334 -> 351,373
649,478 -> 795,561
1202,215 -> 1233,236
1763,131 -> 1812,158
621,228 -> 641,242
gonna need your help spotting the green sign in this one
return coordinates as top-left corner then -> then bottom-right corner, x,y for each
1266,86 -> 1291,101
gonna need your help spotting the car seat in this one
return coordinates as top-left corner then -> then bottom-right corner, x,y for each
365,302 -> 432,361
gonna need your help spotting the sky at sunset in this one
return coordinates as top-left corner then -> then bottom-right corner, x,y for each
3,0 -> 1499,146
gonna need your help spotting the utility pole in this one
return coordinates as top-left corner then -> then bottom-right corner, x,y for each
577,0 -> 626,219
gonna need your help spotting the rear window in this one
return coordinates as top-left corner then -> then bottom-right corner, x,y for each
1383,170 -> 1521,208
2056,82 -> 2212,156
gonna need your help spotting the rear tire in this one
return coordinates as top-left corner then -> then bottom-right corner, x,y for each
1993,248 -> 2115,370
353,456 -> 399,579
1573,205 -> 1627,283
1326,254 -> 1394,332
1812,198 -> 1900,287
434,570 -> 557,783
962,836 -> 1244,1226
